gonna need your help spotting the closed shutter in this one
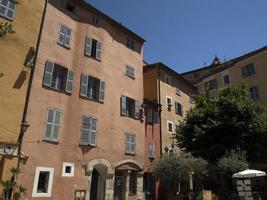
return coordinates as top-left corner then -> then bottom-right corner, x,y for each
80,115 -> 90,145
153,111 -> 159,124
135,101 -> 140,119
43,60 -> 54,87
175,102 -> 178,114
58,25 -> 66,45
85,37 -> 92,57
89,117 -> 97,146
125,133 -> 131,154
121,96 -> 127,116
146,109 -> 153,123
96,41 -> 102,60
98,80 -> 105,102
65,69 -> 74,93
44,109 -> 54,139
65,27 -> 72,48
126,65 -> 135,78
80,74 -> 88,97
44,109 -> 61,141
149,144 -> 155,158
52,110 -> 61,141
131,134 -> 135,154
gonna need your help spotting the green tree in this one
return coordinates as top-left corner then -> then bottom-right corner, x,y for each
0,22 -> 15,38
176,85 -> 267,163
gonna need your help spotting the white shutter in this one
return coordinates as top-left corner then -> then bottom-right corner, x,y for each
98,80 -> 105,102
80,115 -> 90,145
175,102 -> 178,114
131,134 -> 135,154
58,25 -> 66,45
96,41 -> 102,60
135,101 -> 140,119
52,110 -> 61,141
80,74 -> 88,97
89,117 -> 97,146
43,61 -> 54,87
121,96 -> 127,116
65,69 -> 74,93
64,27 -> 72,48
125,133 -> 131,154
85,36 -> 92,57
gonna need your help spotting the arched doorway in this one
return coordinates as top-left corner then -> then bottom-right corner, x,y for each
87,158 -> 114,200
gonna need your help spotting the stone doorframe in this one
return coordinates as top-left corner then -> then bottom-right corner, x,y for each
86,158 -> 114,200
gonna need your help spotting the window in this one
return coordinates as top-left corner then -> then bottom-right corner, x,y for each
80,74 -> 105,102
0,0 -> 16,20
129,171 -> 137,194
44,108 -> 62,142
204,79 -> 218,91
75,190 -> 86,200
176,86 -> 181,95
175,102 -> 183,116
43,61 -> 74,93
146,109 -> 159,124
62,162 -> 74,177
166,96 -> 172,111
125,65 -> 135,79
32,167 -> 54,197
121,96 -> 140,119
250,86 -> 259,100
91,15 -> 100,26
84,36 -> 102,60
165,75 -> 171,85
223,74 -> 230,85
167,121 -> 173,133
126,37 -> 134,50
58,24 -> 72,48
125,133 -> 135,155
80,115 -> 97,146
65,1 -> 76,13
242,63 -> 255,77
149,144 -> 155,159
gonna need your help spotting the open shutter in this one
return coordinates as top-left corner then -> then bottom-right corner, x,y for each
80,74 -> 88,97
43,60 -> 54,87
96,41 -> 102,60
121,96 -> 127,116
58,25 -> 66,45
146,109 -> 153,123
89,117 -> 97,146
135,101 -> 140,119
85,37 -> 92,57
65,70 -> 74,93
80,116 -> 90,145
131,134 -> 135,154
153,111 -> 159,124
65,27 -> 72,48
175,102 -> 178,114
98,80 -> 105,102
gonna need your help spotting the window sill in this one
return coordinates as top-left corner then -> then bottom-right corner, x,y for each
0,14 -> 14,21
84,54 -> 101,62
57,42 -> 71,50
125,152 -> 135,156
43,139 -> 59,144
42,85 -> 71,95
125,74 -> 135,80
79,95 -> 103,104
128,193 -> 137,196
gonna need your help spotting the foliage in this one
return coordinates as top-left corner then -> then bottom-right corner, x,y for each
0,22 -> 15,38
1,168 -> 26,200
176,85 -> 267,162
218,148 -> 248,174
153,152 -> 207,182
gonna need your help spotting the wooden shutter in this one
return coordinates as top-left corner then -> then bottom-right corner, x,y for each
146,109 -> 153,123
121,96 -> 127,116
153,111 -> 159,124
89,117 -> 97,146
96,41 -> 102,60
85,37 -> 92,57
80,74 -> 88,97
80,115 -> 90,145
98,80 -> 105,102
135,101 -> 140,119
65,69 -> 74,93
43,60 -> 54,87
125,133 -> 131,154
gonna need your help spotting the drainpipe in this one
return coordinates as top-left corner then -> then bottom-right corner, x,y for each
157,63 -> 163,156
16,0 -> 48,171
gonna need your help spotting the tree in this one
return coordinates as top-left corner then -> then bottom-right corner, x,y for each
0,22 -> 15,38
176,85 -> 267,163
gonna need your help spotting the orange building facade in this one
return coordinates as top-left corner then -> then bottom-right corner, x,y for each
17,1 -> 146,199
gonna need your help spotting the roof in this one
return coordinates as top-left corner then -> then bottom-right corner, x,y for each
76,0 -> 145,42
182,45 -> 267,83
144,62 -> 196,90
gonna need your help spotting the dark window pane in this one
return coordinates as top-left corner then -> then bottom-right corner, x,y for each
37,172 -> 50,193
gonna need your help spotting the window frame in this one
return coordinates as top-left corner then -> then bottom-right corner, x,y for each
80,115 -> 97,146
125,64 -> 135,79
242,63 -> 255,78
148,143 -> 155,159
250,86 -> 260,100
62,162 -> 75,177
204,78 -> 218,91
165,75 -> 171,85
32,167 -> 54,197
0,0 -> 16,20
125,132 -> 136,155
129,171 -> 137,194
126,37 -> 135,50
84,36 -> 102,61
57,24 -> 72,49
167,121 -> 174,133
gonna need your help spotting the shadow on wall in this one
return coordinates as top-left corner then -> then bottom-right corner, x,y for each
13,70 -> 27,89
49,0 -> 143,54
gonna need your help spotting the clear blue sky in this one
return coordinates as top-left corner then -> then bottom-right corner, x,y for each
86,0 -> 267,73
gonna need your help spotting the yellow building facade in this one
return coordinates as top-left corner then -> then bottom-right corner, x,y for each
0,0 -> 46,184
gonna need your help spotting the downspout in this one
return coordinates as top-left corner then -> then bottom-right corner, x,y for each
157,63 -> 163,156
16,0 -> 48,170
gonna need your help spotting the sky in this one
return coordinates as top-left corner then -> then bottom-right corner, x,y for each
86,0 -> 267,73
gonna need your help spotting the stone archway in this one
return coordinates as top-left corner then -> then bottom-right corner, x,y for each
87,158 -> 114,200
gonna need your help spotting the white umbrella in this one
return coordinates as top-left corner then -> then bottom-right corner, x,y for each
232,169 -> 266,178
